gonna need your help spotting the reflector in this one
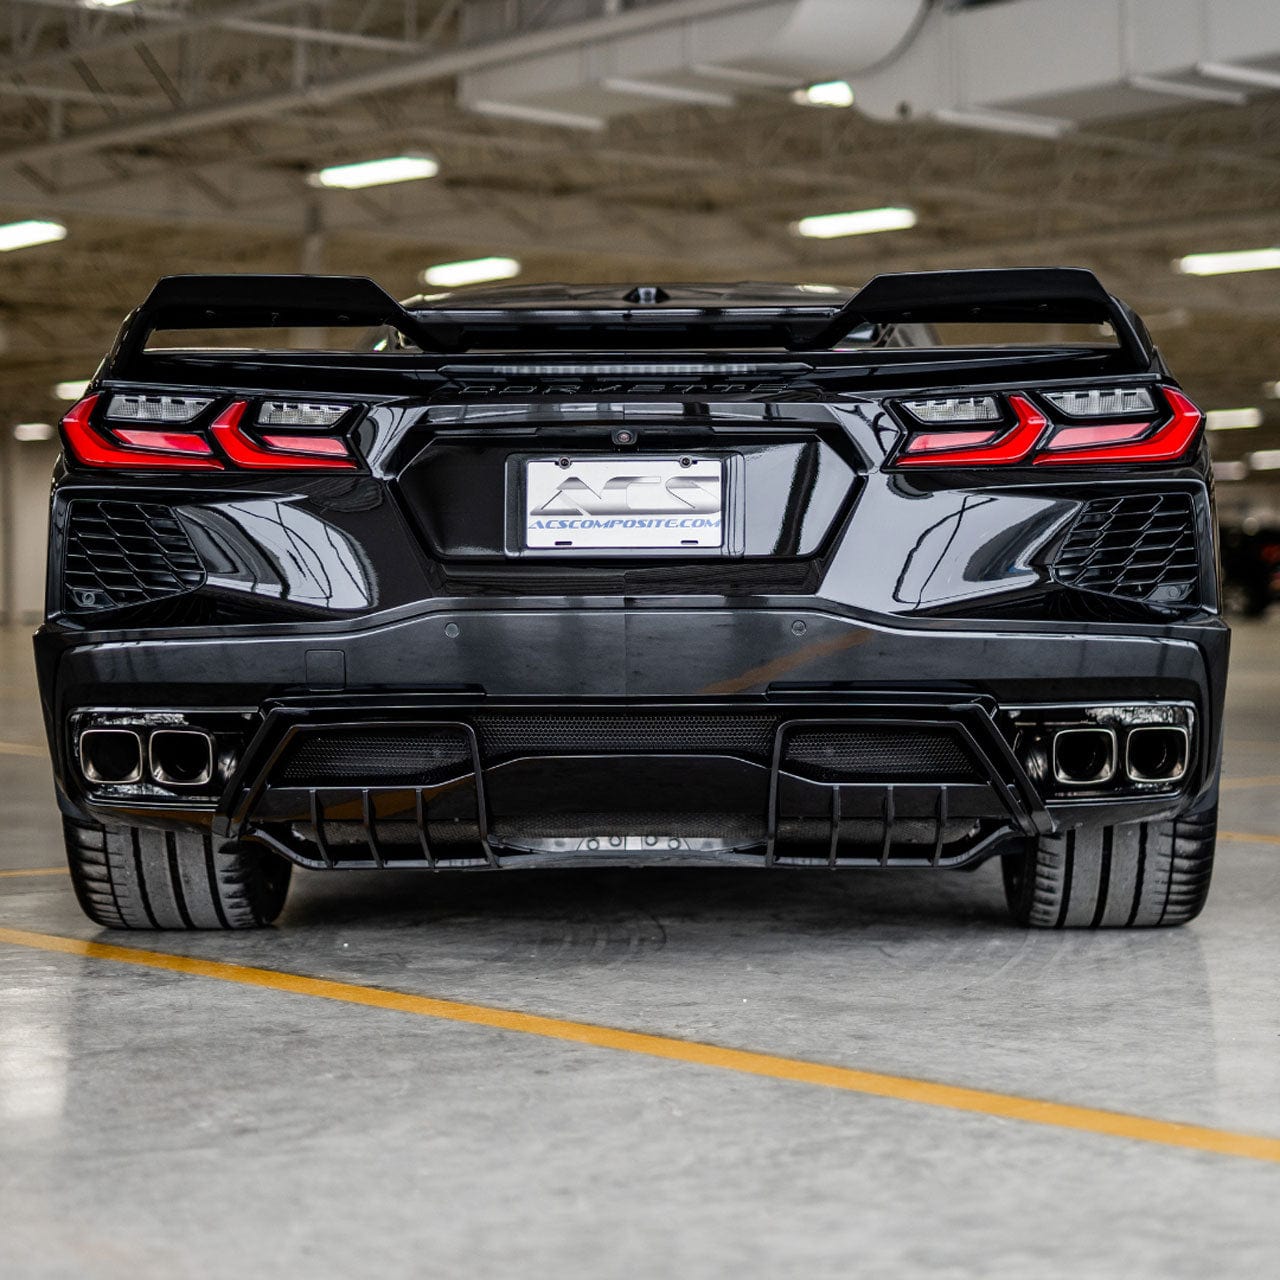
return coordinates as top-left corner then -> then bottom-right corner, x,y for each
901,396 -> 999,423
257,401 -> 347,428
1043,387 -> 1153,417
107,394 -> 212,423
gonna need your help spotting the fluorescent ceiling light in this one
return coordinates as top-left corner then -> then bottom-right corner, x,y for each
1175,247 -> 1280,276
1247,449 -> 1280,471
1206,407 -> 1262,430
310,155 -> 438,190
1263,380 -> 1280,400
932,107 -> 1071,139
53,378 -> 90,401
83,0 -> 139,8
0,219 -> 66,252
791,80 -> 855,108
13,422 -> 54,442
794,207 -> 916,239
422,257 -> 521,288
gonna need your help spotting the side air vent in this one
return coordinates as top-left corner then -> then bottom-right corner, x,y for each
1051,493 -> 1199,606
782,727 -> 979,782
64,501 -> 206,613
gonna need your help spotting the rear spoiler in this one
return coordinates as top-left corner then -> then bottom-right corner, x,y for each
111,273 -> 462,358
106,267 -> 1153,366
804,267 -> 1153,365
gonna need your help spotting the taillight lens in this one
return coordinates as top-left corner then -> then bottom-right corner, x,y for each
1034,387 -> 1201,465
60,395 -> 357,471
898,395 -> 1047,466
209,401 -> 355,470
893,386 -> 1201,468
61,396 -> 224,470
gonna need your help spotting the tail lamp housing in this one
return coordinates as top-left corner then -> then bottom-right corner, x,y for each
893,385 -> 1201,468
61,395 -> 357,471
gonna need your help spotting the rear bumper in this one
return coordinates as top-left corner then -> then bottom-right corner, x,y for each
36,603 -> 1228,867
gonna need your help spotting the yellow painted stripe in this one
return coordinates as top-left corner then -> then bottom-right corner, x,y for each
0,867 -> 68,879
1220,830 -> 1280,847
1220,774 -> 1280,791
1,925 -> 1278,1165
0,740 -> 46,758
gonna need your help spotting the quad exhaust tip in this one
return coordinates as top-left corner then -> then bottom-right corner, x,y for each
1125,725 -> 1190,783
1051,727 -> 1117,786
149,729 -> 215,787
78,728 -> 143,785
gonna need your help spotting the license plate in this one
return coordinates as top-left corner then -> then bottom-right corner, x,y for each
524,457 -> 724,550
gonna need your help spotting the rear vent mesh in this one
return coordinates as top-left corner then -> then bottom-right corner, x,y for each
64,501 -> 205,612
1052,493 -> 1198,605
473,712 -> 782,762
783,728 -> 978,781
277,729 -> 472,785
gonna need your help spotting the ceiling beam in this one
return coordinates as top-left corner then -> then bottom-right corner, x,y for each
0,0 -> 776,168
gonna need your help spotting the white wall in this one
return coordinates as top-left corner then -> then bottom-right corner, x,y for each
0,433 -> 59,625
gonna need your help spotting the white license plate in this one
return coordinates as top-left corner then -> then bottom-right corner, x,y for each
524,457 -> 724,549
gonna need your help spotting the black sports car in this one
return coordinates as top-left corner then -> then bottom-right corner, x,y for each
37,269 -> 1227,930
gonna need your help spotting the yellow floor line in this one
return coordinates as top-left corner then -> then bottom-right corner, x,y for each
1220,830 -> 1280,847
1,924 -> 1278,1166
0,741 -> 46,758
1220,774 -> 1280,791
0,867 -> 68,878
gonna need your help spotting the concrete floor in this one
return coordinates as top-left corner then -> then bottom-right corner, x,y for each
1,624 -> 1277,1280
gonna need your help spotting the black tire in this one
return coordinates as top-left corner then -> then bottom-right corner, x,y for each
1002,798 -> 1217,929
64,819 -> 292,930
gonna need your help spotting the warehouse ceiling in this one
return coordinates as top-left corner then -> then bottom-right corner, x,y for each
2,0 -> 1279,471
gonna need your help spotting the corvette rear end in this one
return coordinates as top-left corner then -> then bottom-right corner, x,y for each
36,268 -> 1227,930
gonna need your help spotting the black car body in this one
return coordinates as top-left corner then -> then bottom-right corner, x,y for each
37,268 -> 1228,930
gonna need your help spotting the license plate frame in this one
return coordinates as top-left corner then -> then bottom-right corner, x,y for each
515,454 -> 732,554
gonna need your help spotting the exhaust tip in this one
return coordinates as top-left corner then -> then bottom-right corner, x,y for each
1052,727 -> 1117,786
149,729 -> 214,787
79,728 -> 143,785
1126,725 -> 1190,783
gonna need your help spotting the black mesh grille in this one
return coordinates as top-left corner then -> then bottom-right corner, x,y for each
277,729 -> 472,784
473,712 -> 783,762
1052,493 -> 1198,605
64,501 -> 205,612
783,728 -> 978,781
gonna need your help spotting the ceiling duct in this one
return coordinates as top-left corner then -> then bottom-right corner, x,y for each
459,0 -> 1280,133
458,0 -> 929,127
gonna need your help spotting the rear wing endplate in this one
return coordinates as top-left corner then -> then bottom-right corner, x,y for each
802,267 -> 1153,366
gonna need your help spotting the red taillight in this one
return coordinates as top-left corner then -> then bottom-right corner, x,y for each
61,395 -> 358,471
894,387 -> 1201,468
113,428 -> 216,455
61,396 -> 224,470
209,402 -> 355,470
1034,388 -> 1201,465
898,394 -> 1047,466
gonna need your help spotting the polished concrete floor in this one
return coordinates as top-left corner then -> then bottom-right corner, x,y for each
1,623 -> 1277,1280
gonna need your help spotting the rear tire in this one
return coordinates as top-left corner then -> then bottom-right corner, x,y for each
64,819 -> 292,930
1002,797 -> 1217,929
